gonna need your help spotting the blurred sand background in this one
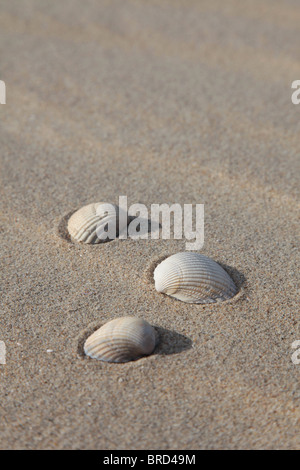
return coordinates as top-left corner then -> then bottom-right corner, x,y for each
0,0 -> 299,449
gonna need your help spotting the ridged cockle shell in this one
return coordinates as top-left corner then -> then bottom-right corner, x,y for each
154,252 -> 237,304
84,317 -> 157,363
67,202 -> 128,244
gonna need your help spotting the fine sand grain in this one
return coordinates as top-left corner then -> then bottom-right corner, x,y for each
0,0 -> 299,449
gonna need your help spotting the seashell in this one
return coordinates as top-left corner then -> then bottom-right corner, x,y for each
84,317 -> 157,363
67,202 -> 128,244
154,252 -> 237,304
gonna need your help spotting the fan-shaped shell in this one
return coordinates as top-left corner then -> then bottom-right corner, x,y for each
67,202 -> 128,244
84,317 -> 157,363
154,252 -> 237,304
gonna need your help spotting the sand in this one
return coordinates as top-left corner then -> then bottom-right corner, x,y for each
0,0 -> 299,450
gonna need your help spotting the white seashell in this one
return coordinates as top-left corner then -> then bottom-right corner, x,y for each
67,202 -> 128,244
84,317 -> 156,363
154,252 -> 237,304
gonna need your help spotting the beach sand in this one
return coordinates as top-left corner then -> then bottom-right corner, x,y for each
0,0 -> 299,449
